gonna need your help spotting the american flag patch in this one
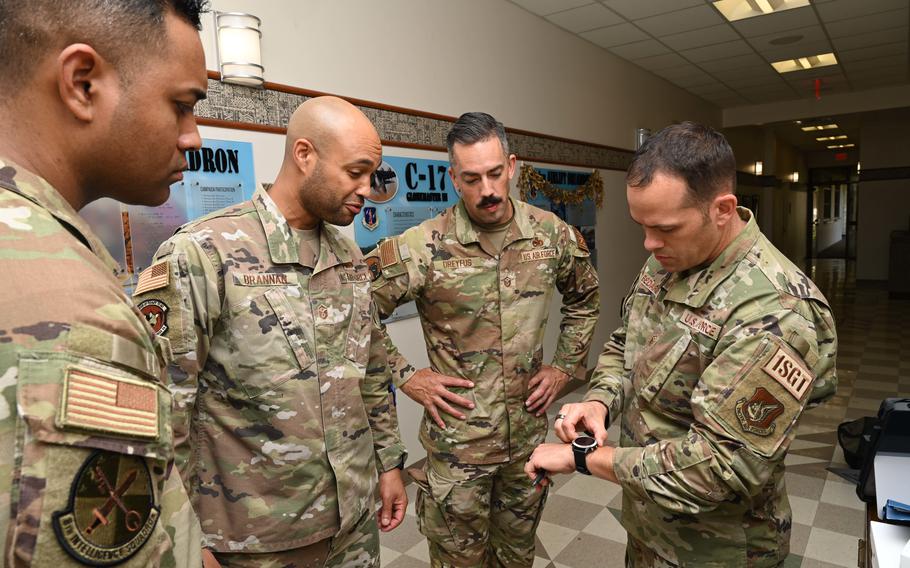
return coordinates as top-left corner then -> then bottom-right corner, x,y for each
134,260 -> 169,295
59,367 -> 159,439
379,239 -> 400,268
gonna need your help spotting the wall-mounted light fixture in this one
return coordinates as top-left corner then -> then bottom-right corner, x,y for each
790,172 -> 799,183
635,128 -> 651,151
754,161 -> 763,176
857,162 -> 861,173
214,12 -> 263,87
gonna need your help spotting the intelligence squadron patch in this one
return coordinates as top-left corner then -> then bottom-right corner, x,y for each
735,387 -> 785,436
52,451 -> 159,566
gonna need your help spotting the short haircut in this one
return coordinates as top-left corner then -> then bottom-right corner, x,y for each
627,121 -> 736,206
0,0 -> 208,90
446,112 -> 510,164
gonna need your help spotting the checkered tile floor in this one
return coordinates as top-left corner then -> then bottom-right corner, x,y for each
380,259 -> 910,567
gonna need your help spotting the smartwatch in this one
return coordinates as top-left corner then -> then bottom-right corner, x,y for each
572,435 -> 597,475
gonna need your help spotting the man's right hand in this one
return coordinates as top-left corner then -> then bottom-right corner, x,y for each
554,401 -> 609,446
400,368 -> 474,429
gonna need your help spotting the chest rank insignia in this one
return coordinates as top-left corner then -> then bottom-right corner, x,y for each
52,451 -> 159,566
532,236 -> 544,248
735,387 -> 785,436
317,304 -> 329,320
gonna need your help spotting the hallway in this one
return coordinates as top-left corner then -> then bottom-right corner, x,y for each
379,259 -> 910,567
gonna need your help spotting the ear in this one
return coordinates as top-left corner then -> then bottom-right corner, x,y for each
56,43 -> 113,123
448,165 -> 460,192
713,193 -> 738,226
506,154 -> 517,180
291,137 -> 317,174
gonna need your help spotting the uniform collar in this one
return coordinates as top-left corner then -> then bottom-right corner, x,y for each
0,157 -> 122,277
452,198 -> 535,248
253,184 -> 352,271
663,207 -> 760,308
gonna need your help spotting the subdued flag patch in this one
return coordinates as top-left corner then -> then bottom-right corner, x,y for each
59,368 -> 159,439
379,238 -> 400,268
134,260 -> 169,295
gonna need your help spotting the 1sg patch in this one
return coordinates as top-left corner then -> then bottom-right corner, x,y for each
137,299 -> 168,336
52,451 -> 159,566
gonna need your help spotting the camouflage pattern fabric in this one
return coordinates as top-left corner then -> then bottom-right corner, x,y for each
584,208 -> 838,567
368,198 -> 600,465
368,198 -> 598,566
410,454 -> 548,568
0,159 -> 202,566
214,508 -> 379,568
132,185 -> 406,554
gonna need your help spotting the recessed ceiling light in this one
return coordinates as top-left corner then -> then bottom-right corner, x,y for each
826,143 -> 855,149
770,34 -> 804,45
801,123 -> 838,131
713,0 -> 810,22
816,135 -> 848,141
772,52 -> 838,74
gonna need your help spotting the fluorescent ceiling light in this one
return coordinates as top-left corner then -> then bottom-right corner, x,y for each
801,124 -> 838,132
816,135 -> 848,141
772,52 -> 837,74
714,0 -> 810,22
826,143 -> 855,149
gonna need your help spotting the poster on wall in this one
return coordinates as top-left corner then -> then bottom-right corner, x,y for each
521,167 -> 598,268
353,156 -> 460,323
79,139 -> 256,290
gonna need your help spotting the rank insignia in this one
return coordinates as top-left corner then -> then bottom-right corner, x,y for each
317,304 -> 329,320
366,256 -> 382,282
361,206 -> 379,231
532,236 -> 544,248
138,299 -> 169,336
735,387 -> 785,436
52,451 -> 159,566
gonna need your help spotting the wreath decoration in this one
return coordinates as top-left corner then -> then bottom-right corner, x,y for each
517,163 -> 603,208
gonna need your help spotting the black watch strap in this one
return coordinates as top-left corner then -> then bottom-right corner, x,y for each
572,435 -> 597,475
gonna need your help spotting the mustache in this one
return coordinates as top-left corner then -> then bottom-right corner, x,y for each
478,195 -> 503,208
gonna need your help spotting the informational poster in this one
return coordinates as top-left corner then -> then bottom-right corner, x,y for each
354,156 -> 460,252
79,139 -> 256,290
522,167 -> 598,268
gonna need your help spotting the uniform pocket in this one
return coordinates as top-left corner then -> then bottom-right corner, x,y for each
344,281 -> 372,365
225,288 -> 314,399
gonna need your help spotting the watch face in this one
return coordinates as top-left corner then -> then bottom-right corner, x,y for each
574,436 -> 597,450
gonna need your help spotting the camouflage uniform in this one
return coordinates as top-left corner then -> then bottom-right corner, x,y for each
0,159 -> 202,567
132,186 -> 406,566
368,199 -> 600,567
584,208 -> 837,567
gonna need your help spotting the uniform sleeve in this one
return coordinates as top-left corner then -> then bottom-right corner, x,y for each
609,302 -> 837,515
361,299 -> 408,472
132,232 -> 222,475
583,276 -> 637,426
551,225 -> 600,379
365,234 -> 426,387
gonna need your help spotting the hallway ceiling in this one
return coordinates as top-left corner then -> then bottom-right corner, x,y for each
509,0 -> 910,108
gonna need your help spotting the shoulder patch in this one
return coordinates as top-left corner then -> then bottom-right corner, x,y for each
762,346 -> 812,400
134,260 -> 169,295
137,299 -> 169,336
59,366 -> 160,439
572,226 -> 589,253
379,239 -> 400,268
366,256 -> 382,282
734,387 -> 785,436
52,450 -> 159,565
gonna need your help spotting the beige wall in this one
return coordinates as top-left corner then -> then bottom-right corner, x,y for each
199,0 -> 719,462
857,108 -> 910,281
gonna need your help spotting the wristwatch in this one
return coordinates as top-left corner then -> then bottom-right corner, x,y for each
572,435 -> 598,475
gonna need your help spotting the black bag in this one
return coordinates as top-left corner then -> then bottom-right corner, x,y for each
854,398 -> 910,504
837,416 -> 878,469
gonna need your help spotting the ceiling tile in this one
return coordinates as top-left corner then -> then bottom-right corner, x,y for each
830,27 -> 908,52
824,8 -> 908,37
608,38 -> 671,59
668,71 -> 720,88
653,64 -> 712,81
546,3 -> 625,33
634,52 -> 689,71
579,22 -> 650,48
815,0 -> 910,22
719,72 -> 789,88
599,0 -> 703,21
733,7 -> 820,37
759,39 -> 834,62
837,41 -> 908,63
846,64 -> 909,81
855,75 -> 910,88
688,82 -> 737,96
742,90 -> 798,103
747,24 -> 829,51
635,5 -> 725,36
840,54 -> 908,71
681,40 -> 756,63
776,66 -> 846,79
699,53 -> 768,73
660,23 -> 741,51
508,0 -> 592,16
